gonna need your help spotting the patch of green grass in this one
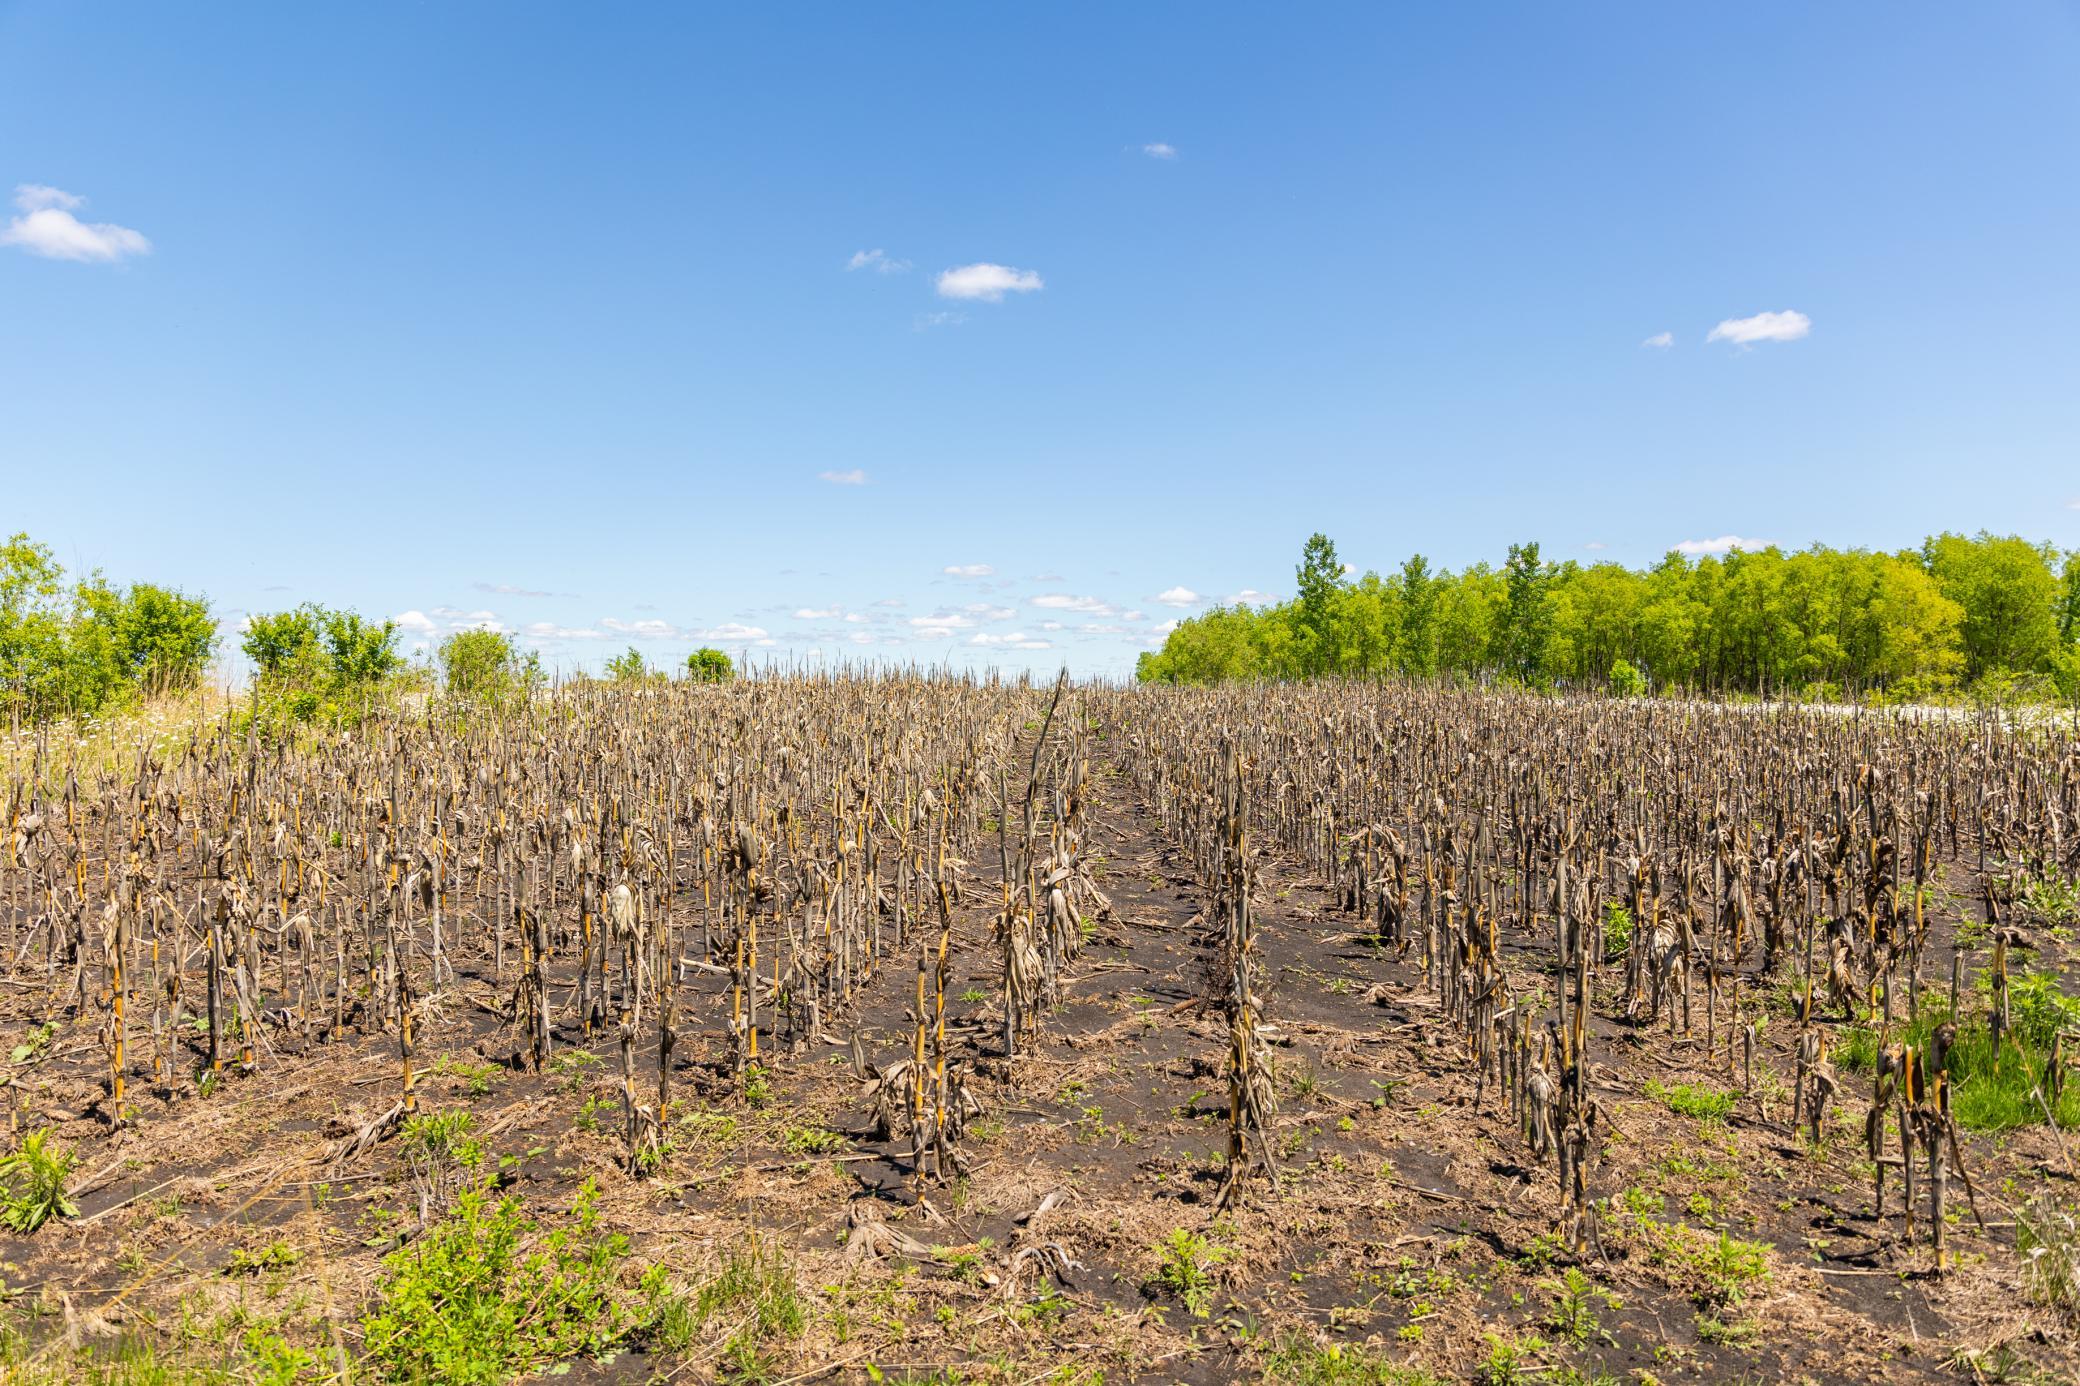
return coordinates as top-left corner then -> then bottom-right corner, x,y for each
1262,1331 -> 1446,1384
359,1176 -> 655,1383
1646,1080 -> 1736,1122
1839,992 -> 2080,1131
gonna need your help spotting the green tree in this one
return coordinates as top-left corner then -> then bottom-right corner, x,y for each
605,647 -> 648,682
1500,542 -> 1551,683
1924,532 -> 2061,678
1294,533 -> 1345,676
685,647 -> 734,683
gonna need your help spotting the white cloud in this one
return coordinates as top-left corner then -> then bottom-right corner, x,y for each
1037,620 -> 1064,631
474,581 -> 554,597
2066,498 -> 2080,511
847,248 -> 911,274
1231,588 -> 1276,606
817,468 -> 868,485
394,610 -> 438,635
872,597 -> 905,608
962,603 -> 1016,621
14,185 -> 80,212
1031,593 -> 1116,615
1642,331 -> 1673,349
936,263 -> 1044,302
525,622 -> 605,641
795,607 -> 839,620
1706,310 -> 1810,346
913,310 -> 966,331
1673,535 -> 1771,556
2,184 -> 151,263
697,622 -> 769,642
1141,142 -> 1178,159
969,631 -> 1052,649
1154,586 -> 1200,608
909,613 -> 974,630
943,563 -> 995,578
603,616 -> 677,639
1584,541 -> 1608,551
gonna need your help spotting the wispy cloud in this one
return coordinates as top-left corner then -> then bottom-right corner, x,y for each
1031,593 -> 1116,616
1673,535 -> 1771,556
525,622 -> 606,641
943,563 -> 995,579
1706,310 -> 1810,346
936,263 -> 1043,302
1584,541 -> 1607,551
817,468 -> 868,485
1141,142 -> 1178,159
697,622 -> 771,644
969,631 -> 1052,649
474,581 -> 555,598
3,184 -> 151,262
1231,588 -> 1276,606
1642,331 -> 1673,349
1153,586 -> 1200,608
603,616 -> 676,639
846,248 -> 911,274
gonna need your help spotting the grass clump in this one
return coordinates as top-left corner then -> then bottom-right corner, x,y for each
1840,980 -> 2080,1131
359,1176 -> 652,1384
0,1127 -> 78,1233
2020,1196 -> 2080,1323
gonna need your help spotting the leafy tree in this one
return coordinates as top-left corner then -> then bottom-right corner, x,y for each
1294,533 -> 1344,675
1924,532 -> 2061,677
76,579 -> 216,691
1500,542 -> 1551,683
685,647 -> 734,683
605,647 -> 648,682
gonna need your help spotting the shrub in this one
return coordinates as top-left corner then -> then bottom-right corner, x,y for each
438,629 -> 539,701
605,647 -> 649,682
1608,659 -> 1647,697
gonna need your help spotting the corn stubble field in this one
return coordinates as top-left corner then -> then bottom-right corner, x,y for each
1,675 -> 2078,1384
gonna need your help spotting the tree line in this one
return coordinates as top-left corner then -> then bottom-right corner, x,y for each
0,530 -> 734,726
1137,531 -> 2080,701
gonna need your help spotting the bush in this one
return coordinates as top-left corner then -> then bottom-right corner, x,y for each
605,647 -> 649,682
1608,659 -> 1647,698
438,629 -> 539,701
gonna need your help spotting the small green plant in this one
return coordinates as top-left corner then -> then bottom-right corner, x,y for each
1540,1267 -> 1620,1345
0,1127 -> 78,1233
1475,1331 -> 1547,1386
1146,1228 -> 1226,1318
10,1022 -> 55,1065
1601,902 -> 1633,961
227,1240 -> 302,1275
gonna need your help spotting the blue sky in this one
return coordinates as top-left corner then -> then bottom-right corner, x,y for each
5,3 -> 2077,678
